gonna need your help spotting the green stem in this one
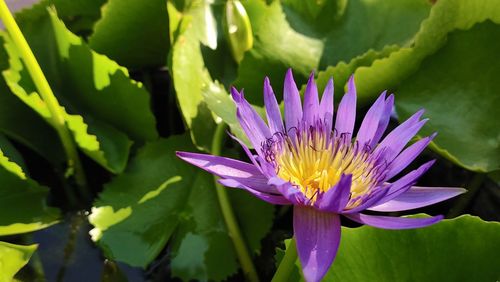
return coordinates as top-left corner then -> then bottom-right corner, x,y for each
0,1 -> 89,200
211,122 -> 259,282
447,173 -> 485,218
271,237 -> 298,282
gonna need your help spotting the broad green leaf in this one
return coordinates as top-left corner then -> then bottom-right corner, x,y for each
49,0 -> 106,35
352,0 -> 500,171
1,29 -> 131,173
89,0 -> 170,69
309,45 -> 400,101
0,242 -> 37,282
396,22 -> 500,172
0,76 -> 65,165
0,147 -> 59,236
327,215 -> 500,281
168,2 -> 219,151
201,80 -> 250,146
90,135 -> 274,280
0,135 -> 27,172
354,0 -> 500,103
277,215 -> 500,281
234,0 -> 430,105
234,0 -> 322,104
2,7 -> 159,172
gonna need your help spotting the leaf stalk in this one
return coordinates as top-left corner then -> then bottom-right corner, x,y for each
211,122 -> 259,282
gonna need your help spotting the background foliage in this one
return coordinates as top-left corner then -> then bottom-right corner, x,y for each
0,0 -> 498,281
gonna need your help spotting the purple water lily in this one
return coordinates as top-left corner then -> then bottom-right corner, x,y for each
176,69 -> 465,282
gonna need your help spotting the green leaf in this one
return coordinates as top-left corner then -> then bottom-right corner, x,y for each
351,0 -> 500,171
396,22 -> 500,172
2,7 -> 159,172
224,0 -> 253,63
0,242 -> 37,282
49,0 -> 106,35
90,134 -> 274,280
234,0 -> 322,105
168,2 -> 220,151
0,134 -> 27,172
0,147 -> 59,236
234,0 -> 431,105
327,215 -> 500,281
354,0 -> 500,104
201,80 -> 251,146
277,215 -> 500,281
89,0 -> 170,69
0,72 -> 65,165
310,45 -> 400,102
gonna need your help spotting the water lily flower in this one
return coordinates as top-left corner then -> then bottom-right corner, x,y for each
176,69 -> 465,282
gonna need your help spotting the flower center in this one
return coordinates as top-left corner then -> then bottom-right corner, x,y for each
263,125 -> 384,203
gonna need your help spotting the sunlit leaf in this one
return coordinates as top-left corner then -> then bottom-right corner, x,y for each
276,215 -> 500,281
89,0 -> 170,69
90,134 -> 274,280
2,7 -> 159,172
0,145 -> 59,236
352,0 -> 500,172
0,242 -> 37,282
234,0 -> 430,104
168,1 -> 220,151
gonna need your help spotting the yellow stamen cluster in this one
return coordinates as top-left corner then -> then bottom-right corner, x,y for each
275,131 -> 379,204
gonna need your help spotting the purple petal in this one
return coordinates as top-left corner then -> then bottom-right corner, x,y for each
302,73 -> 320,127
218,178 -> 290,205
176,152 -> 274,193
385,133 -> 436,180
264,77 -> 284,133
319,78 -> 334,133
294,206 -> 341,282
368,186 -> 466,212
342,187 -> 389,214
344,213 -> 443,229
370,94 -> 394,147
268,177 -> 308,205
356,91 -> 387,146
227,132 -> 262,172
284,69 -> 303,130
316,174 -> 352,212
374,109 -> 426,162
334,76 -> 357,141
232,87 -> 271,152
374,160 -> 436,206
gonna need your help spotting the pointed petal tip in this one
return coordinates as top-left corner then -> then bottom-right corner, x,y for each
230,87 -> 241,101
308,71 -> 315,80
385,93 -> 395,105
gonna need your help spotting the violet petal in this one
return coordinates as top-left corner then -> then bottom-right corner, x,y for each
284,69 -> 303,130
294,206 -> 341,282
319,78 -> 334,133
218,179 -> 291,205
368,186 -> 466,212
344,213 -> 443,229
334,76 -> 357,142
302,73 -> 320,127
264,77 -> 285,133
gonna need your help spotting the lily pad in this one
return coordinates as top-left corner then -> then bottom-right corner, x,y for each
276,215 -> 500,281
2,7 -> 159,172
89,0 -> 170,69
90,134 -> 274,280
396,22 -> 500,172
0,242 -> 37,282
0,146 -> 59,236
234,0 -> 431,104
